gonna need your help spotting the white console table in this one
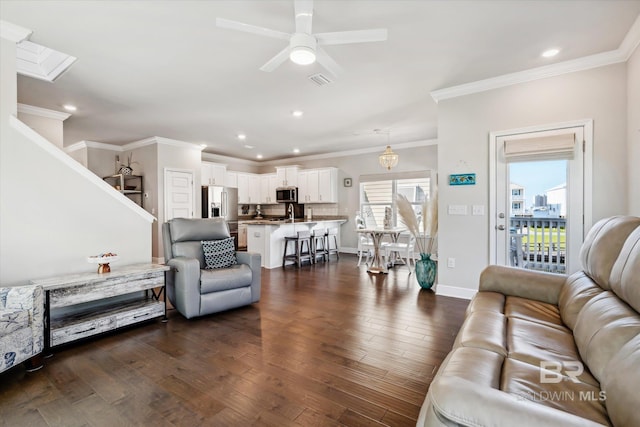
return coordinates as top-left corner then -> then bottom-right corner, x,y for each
31,263 -> 169,351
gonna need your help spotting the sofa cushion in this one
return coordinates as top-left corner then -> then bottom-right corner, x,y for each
200,264 -> 253,293
501,358 -> 610,426
558,272 -> 607,331
0,309 -> 30,337
172,241 -> 206,268
573,291 -> 640,383
609,226 -> 640,312
202,238 -> 237,269
505,296 -> 564,329
465,291 -> 505,315
453,311 -> 507,356
169,218 -> 230,243
435,346 -> 504,389
507,317 -> 599,387
579,216 -> 640,291
601,334 -> 640,427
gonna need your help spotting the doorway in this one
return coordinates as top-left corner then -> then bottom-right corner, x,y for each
489,120 -> 593,274
164,168 -> 195,220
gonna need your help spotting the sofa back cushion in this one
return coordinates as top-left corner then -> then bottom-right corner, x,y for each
609,226 -> 640,312
601,334 -> 640,427
578,216 -> 640,291
558,272 -> 606,331
573,291 -> 640,383
166,218 -> 231,266
169,218 -> 230,243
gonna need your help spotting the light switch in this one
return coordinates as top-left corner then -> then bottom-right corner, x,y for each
472,205 -> 485,216
448,205 -> 468,215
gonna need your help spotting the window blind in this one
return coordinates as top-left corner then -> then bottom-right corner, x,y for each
504,133 -> 575,162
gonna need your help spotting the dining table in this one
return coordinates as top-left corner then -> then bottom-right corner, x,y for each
357,227 -> 406,273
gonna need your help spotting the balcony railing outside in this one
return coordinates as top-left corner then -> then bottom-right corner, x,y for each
510,217 -> 567,273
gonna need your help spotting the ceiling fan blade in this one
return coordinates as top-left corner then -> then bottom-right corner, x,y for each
294,0 -> 313,34
315,47 -> 343,77
216,17 -> 290,41
316,28 -> 388,46
260,46 -> 292,72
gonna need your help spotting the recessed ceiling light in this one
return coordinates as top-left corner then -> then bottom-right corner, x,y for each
542,48 -> 559,58
256,154 -> 263,159
63,104 -> 77,111
244,144 -> 255,149
293,148 -> 300,154
237,133 -> 247,140
292,110 -> 304,118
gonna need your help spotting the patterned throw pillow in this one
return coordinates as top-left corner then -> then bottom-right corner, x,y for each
201,238 -> 237,269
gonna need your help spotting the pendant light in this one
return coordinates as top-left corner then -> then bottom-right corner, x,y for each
378,130 -> 398,170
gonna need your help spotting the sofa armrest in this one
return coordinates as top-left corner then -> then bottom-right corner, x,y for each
479,265 -> 565,305
429,377 -> 603,427
236,252 -> 261,303
166,257 -> 202,319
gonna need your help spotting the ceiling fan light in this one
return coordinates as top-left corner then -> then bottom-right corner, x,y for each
290,46 -> 316,65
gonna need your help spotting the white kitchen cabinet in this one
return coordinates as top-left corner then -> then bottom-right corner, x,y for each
238,173 -> 260,204
260,174 -> 278,204
226,171 -> 238,188
298,167 -> 337,203
201,162 -> 226,186
318,168 -> 338,203
276,166 -> 298,187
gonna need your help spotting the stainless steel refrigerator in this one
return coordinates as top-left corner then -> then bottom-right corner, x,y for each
202,186 -> 239,247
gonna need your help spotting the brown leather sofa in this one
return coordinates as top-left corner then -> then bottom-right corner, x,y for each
418,216 -> 640,427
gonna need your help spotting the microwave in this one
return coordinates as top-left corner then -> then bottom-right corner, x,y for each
276,187 -> 297,203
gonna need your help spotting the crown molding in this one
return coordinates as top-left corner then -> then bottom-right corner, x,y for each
0,20 -> 32,43
620,14 -> 640,60
431,15 -> 640,103
261,138 -> 438,166
202,152 -> 261,166
65,140 -> 122,153
18,103 -> 71,121
123,136 -> 204,151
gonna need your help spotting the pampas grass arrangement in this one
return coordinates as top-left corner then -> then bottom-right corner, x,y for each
397,188 -> 438,254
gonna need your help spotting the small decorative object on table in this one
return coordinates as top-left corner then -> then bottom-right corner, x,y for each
396,189 -> 438,289
88,252 -> 118,273
118,153 -> 138,175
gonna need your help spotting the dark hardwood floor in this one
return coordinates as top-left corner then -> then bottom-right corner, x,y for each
0,254 -> 469,427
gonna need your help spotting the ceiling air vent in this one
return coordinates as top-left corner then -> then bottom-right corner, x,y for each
308,73 -> 333,86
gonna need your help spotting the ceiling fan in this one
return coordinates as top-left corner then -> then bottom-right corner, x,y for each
216,0 -> 387,77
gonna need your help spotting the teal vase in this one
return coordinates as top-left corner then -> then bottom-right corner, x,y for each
415,253 -> 437,289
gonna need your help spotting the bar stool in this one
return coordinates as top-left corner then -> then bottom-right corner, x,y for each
311,228 -> 329,263
325,227 -> 340,260
283,230 -> 313,268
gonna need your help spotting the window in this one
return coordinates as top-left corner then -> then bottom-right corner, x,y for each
359,172 -> 431,229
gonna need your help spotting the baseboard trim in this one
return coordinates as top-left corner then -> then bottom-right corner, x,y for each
435,284 -> 477,300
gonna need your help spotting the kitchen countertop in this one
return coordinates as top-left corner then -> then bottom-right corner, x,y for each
242,217 -> 348,225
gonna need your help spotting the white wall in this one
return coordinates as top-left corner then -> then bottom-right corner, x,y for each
628,45 -> 640,216
0,38 -> 152,285
437,63 -> 628,296
262,144 -> 438,250
17,111 -> 64,148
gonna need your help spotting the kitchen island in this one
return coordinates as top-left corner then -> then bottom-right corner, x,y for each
245,218 -> 347,268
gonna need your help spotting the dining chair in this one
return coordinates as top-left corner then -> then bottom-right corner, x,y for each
383,233 -> 416,272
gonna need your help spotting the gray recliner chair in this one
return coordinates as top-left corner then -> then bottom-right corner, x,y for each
162,218 -> 261,319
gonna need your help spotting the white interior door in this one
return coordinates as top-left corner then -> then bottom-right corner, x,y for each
164,169 -> 195,220
490,121 -> 592,275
